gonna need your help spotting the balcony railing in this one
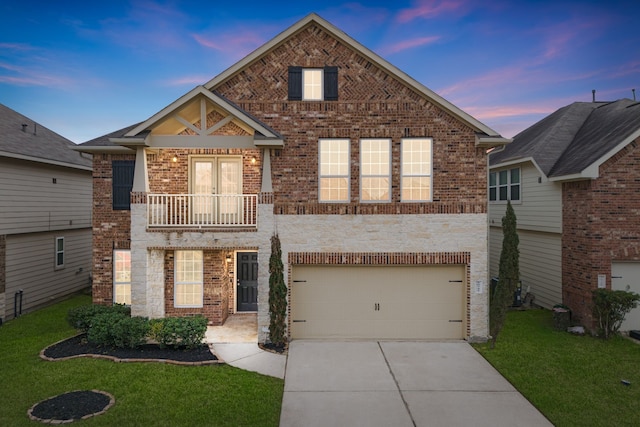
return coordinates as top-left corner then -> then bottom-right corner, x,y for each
147,194 -> 257,228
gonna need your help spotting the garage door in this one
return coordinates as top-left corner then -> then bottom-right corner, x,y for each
291,265 -> 466,340
612,262 -> 640,331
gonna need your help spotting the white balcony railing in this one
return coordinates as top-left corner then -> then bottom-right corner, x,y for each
147,194 -> 257,228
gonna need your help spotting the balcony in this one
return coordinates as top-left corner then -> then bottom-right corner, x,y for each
147,194 -> 257,228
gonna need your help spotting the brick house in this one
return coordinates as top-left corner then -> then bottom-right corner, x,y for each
77,13 -> 509,343
489,98 -> 640,331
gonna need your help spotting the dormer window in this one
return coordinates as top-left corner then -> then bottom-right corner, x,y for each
288,66 -> 338,101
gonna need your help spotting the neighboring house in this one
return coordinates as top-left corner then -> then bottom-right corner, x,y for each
76,13 -> 509,343
0,103 -> 93,323
489,98 -> 640,330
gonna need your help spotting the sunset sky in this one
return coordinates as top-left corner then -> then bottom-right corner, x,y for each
1,0 -> 638,143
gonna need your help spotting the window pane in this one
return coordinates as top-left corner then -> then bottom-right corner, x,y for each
489,172 -> 496,186
499,186 -> 508,200
57,238 -> 64,251
114,251 -> 131,283
362,177 -> 389,201
401,138 -> 432,201
401,177 -> 431,201
511,184 -> 520,201
489,187 -> 497,201
57,252 -> 64,266
175,250 -> 203,307
303,69 -> 322,100
320,178 -> 348,201
510,168 -> 520,184
319,139 -> 349,202
499,170 -> 508,184
114,284 -> 131,305
361,139 -> 390,202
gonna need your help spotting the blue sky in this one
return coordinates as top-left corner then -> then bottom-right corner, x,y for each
1,0 -> 638,143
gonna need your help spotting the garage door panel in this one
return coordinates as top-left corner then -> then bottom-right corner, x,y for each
291,265 -> 466,340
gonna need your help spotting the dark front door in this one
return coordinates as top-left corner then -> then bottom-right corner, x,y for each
237,252 -> 258,311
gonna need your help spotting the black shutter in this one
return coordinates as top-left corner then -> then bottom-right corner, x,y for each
288,66 -> 302,100
324,66 -> 338,101
112,160 -> 135,210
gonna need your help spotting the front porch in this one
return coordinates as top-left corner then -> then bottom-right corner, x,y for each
206,312 -> 258,343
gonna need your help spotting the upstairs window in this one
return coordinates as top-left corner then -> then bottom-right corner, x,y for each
319,139 -> 350,202
112,160 -> 135,210
288,66 -> 338,101
490,168 -> 520,202
361,139 -> 391,202
401,138 -> 432,201
55,237 -> 65,269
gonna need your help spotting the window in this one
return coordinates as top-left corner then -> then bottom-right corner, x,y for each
401,138 -> 432,201
489,168 -> 520,202
361,139 -> 391,202
113,250 -> 131,305
288,66 -> 338,101
319,139 -> 350,202
55,237 -> 64,269
112,160 -> 135,210
175,250 -> 203,307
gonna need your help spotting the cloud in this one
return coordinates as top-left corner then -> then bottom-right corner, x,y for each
192,31 -> 265,54
378,36 -> 441,55
396,0 -> 469,23
162,75 -> 210,87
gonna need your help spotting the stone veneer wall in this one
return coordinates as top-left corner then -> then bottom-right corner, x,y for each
563,138 -> 640,328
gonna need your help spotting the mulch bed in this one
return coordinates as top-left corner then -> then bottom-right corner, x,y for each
28,390 -> 115,424
41,334 -> 219,365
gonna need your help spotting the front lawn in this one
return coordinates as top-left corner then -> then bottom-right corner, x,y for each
0,295 -> 283,426
474,309 -> 640,427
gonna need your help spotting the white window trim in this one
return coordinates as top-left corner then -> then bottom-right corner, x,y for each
360,138 -> 391,203
113,249 -> 131,306
55,237 -> 65,270
174,250 -> 204,308
489,167 -> 521,204
303,69 -> 323,101
318,138 -> 350,203
400,138 -> 433,202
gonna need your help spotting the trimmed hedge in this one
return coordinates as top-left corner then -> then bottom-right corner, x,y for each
68,304 -> 207,349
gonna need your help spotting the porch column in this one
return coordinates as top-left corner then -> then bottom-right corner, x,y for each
132,147 -> 149,192
260,148 -> 272,193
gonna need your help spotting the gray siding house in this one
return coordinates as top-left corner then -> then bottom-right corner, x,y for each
489,99 -> 640,331
0,103 -> 93,323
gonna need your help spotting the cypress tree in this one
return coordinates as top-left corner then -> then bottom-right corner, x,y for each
268,233 -> 287,346
489,200 -> 519,348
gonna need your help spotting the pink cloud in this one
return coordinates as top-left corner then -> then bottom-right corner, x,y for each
192,31 -> 266,55
396,0 -> 468,23
163,75 -> 210,87
379,36 -> 441,55
0,61 -> 72,87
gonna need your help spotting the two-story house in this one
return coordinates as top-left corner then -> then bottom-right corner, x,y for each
489,98 -> 640,331
77,14 -> 509,343
0,103 -> 93,323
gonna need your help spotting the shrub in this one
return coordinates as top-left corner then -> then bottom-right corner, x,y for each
149,316 -> 208,349
67,304 -> 131,332
592,289 -> 640,339
87,311 -> 149,348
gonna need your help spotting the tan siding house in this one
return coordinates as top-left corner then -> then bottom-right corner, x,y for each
0,104 -> 92,322
489,99 -> 640,331
77,14 -> 509,343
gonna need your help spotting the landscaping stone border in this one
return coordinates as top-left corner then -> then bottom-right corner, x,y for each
27,390 -> 115,424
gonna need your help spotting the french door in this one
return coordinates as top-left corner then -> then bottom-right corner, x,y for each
191,157 -> 242,224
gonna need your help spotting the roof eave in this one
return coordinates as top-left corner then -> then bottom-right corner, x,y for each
1,149 -> 93,171
476,135 -> 512,148
72,145 -> 136,154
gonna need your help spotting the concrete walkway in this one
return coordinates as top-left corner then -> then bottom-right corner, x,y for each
212,343 -> 286,379
280,341 -> 552,427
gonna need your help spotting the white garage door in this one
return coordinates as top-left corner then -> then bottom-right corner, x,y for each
290,265 -> 466,340
612,262 -> 640,331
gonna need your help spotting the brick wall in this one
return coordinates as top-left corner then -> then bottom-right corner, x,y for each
92,153 -> 135,305
213,23 -> 487,214
563,138 -> 640,328
164,250 -> 231,324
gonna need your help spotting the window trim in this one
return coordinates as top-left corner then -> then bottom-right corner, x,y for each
113,249 -> 131,306
489,167 -> 521,203
360,138 -> 391,203
174,250 -> 204,308
400,138 -> 433,202
288,66 -> 338,101
302,69 -> 323,101
318,138 -> 350,203
55,237 -> 65,270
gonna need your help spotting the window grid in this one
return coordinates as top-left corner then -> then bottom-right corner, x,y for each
361,139 -> 391,202
175,250 -> 203,307
113,250 -> 131,305
401,138 -> 432,201
489,168 -> 520,202
55,237 -> 64,269
319,139 -> 350,202
303,69 -> 323,100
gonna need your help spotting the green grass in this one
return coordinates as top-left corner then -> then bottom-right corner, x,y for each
0,295 -> 283,426
474,309 -> 640,427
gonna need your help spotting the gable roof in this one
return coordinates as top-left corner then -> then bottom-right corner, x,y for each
204,13 -> 509,146
490,99 -> 640,180
0,103 -> 92,170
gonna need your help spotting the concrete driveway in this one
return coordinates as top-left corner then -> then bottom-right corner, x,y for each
280,341 -> 552,427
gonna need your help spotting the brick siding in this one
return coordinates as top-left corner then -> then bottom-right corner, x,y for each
563,138 -> 640,328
